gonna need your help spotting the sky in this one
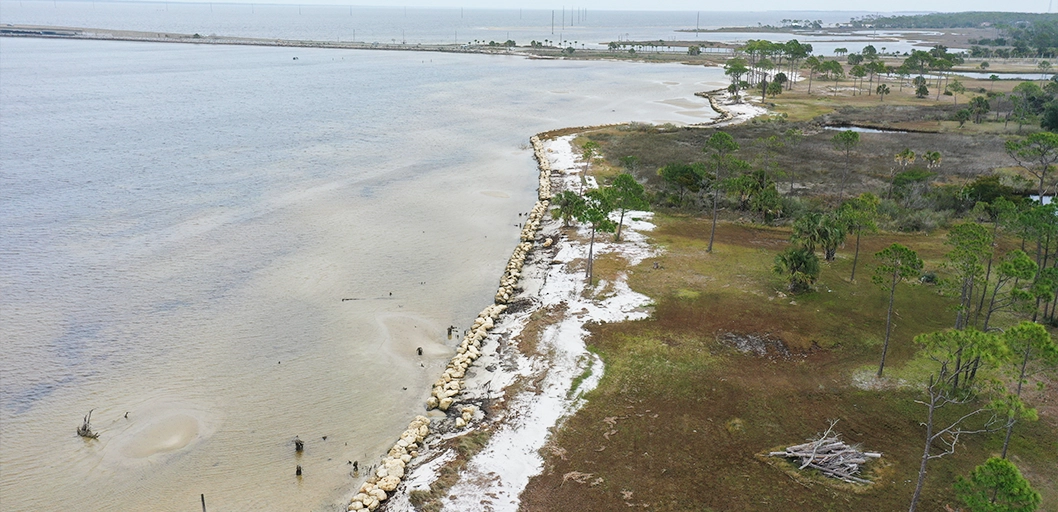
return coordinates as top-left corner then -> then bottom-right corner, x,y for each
135,0 -> 1054,14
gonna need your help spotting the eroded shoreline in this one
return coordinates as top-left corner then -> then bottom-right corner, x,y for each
346,92 -> 763,511
344,131 -> 555,512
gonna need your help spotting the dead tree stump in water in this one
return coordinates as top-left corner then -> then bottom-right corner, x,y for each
294,436 -> 304,453
77,409 -> 99,439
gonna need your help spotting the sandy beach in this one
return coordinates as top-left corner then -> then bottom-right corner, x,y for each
366,91 -> 764,511
376,135 -> 656,512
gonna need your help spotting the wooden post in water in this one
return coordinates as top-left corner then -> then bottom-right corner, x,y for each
200,494 -> 206,512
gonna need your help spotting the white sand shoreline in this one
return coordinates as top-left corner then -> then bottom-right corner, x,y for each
355,92 -> 767,512
375,135 -> 656,512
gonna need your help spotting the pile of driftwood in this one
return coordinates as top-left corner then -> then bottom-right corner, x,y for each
769,425 -> 880,484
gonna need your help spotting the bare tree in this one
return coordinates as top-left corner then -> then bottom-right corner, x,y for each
908,329 -> 1008,512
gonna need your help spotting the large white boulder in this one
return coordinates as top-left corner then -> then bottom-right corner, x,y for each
377,475 -> 401,492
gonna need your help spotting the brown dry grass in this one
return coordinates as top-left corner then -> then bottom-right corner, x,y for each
518,78 -> 1058,512
409,428 -> 493,512
591,113 -> 1012,205
516,303 -> 569,358
519,219 -> 1058,512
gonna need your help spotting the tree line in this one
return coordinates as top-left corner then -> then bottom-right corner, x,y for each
725,37 -> 1058,137
852,12 -> 1058,30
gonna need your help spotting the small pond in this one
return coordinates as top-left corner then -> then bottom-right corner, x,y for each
950,71 -> 1050,81
823,125 -> 912,134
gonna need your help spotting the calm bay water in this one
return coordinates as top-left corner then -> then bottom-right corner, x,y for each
1,30 -> 726,510
0,2 -> 946,57
0,2 -> 871,45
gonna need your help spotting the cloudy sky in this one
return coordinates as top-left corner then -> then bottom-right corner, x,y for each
165,0 -> 1052,13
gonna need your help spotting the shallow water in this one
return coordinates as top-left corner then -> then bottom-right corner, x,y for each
949,71 -> 1050,80
823,125 -> 912,134
0,36 -> 725,510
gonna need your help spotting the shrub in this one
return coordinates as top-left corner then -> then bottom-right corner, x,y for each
773,246 -> 820,293
618,122 -> 657,133
779,196 -> 807,222
896,208 -> 951,232
954,457 -> 1041,512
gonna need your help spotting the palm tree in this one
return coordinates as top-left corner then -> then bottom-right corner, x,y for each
552,190 -> 584,227
969,96 -> 990,124
923,151 -> 942,170
793,211 -> 847,262
773,246 -> 820,293
891,148 -> 915,200
877,83 -> 890,101
913,75 -> 929,98
840,193 -> 879,281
